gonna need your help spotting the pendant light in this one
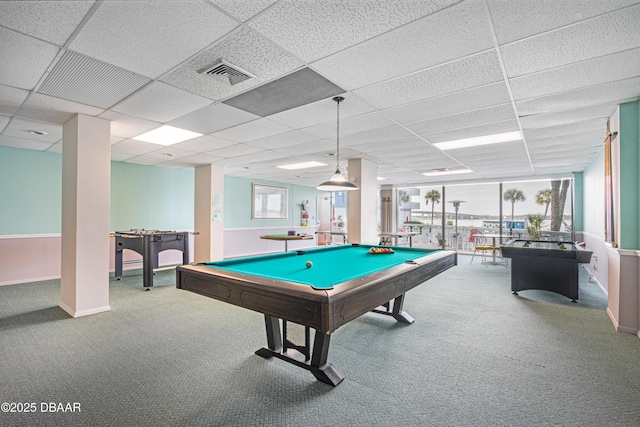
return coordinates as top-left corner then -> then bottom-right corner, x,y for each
317,96 -> 359,191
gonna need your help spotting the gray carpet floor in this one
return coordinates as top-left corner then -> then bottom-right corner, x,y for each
1,255 -> 639,426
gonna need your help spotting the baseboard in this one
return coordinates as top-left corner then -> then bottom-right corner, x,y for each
606,307 -> 639,335
0,275 -> 61,287
59,301 -> 111,318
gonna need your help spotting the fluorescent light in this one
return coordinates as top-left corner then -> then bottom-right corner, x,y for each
422,168 -> 473,177
133,125 -> 203,146
432,131 -> 522,150
377,177 -> 387,181
277,161 -> 327,170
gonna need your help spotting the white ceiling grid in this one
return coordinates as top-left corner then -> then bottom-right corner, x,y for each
0,0 -> 639,188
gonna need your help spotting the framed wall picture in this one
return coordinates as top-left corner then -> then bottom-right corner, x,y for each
252,184 -> 288,219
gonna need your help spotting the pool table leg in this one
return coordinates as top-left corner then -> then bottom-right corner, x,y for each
255,315 -> 345,386
372,294 -> 415,324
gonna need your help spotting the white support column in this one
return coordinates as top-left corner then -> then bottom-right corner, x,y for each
347,158 -> 378,244
194,164 -> 224,262
60,114 -> 111,318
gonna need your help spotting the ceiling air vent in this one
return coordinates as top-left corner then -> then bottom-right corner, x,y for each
198,60 -> 255,86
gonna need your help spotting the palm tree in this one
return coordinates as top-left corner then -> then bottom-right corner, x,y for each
424,189 -> 441,225
503,188 -> 526,232
535,189 -> 552,221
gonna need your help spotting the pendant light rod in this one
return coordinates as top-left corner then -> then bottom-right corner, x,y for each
316,96 -> 358,191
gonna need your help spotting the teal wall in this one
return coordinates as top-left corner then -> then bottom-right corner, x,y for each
0,146 -> 324,235
110,162 -> 194,231
618,100 -> 640,250
573,172 -> 584,232
583,146 -> 605,238
224,176 -> 323,229
0,146 -> 62,234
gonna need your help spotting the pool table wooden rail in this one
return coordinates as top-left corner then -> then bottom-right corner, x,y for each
176,249 -> 456,334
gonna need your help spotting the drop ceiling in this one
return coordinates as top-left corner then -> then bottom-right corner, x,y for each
1,0 -> 639,188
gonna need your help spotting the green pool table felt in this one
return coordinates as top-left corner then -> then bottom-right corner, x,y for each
205,245 -> 438,290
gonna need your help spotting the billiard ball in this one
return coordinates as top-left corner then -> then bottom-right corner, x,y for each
305,261 -> 313,268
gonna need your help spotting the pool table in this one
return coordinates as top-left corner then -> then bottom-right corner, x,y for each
176,244 -> 456,386
501,240 -> 593,302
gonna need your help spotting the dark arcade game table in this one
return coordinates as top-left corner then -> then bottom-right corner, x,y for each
115,230 -> 190,289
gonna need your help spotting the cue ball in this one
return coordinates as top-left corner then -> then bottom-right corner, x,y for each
305,261 -> 313,268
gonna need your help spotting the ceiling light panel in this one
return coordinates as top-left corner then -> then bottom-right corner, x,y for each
501,4 -> 640,78
161,27 -> 303,101
277,161 -> 327,170
112,82 -> 212,123
354,50 -> 504,110
0,27 -> 62,90
69,1 -> 239,78
38,50 -> 151,109
313,0 -> 493,90
422,120 -> 520,144
509,47 -> 640,101
133,126 -> 203,146
248,0 -> 460,62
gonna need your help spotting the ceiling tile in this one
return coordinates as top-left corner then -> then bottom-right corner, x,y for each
171,134 -> 236,153
111,139 -> 163,156
516,76 -> 640,116
112,82 -> 212,122
69,0 -> 239,78
173,153 -> 226,165
248,0 -> 462,62
205,143 -> 264,158
46,143 -> 62,154
405,104 -> 515,135
99,111 -> 160,138
501,4 -> 640,78
110,152 -> 134,162
268,95 -> 375,129
302,111 -> 397,139
168,103 -> 259,134
161,26 -> 303,101
245,130 -> 319,149
0,1 -> 95,45
0,135 -> 54,151
313,0 -> 493,90
141,146 -> 199,160
354,50 -> 504,109
211,118 -> 292,142
124,156 -> 165,166
3,118 -> 62,142
524,118 -> 608,140
0,116 -> 10,132
383,82 -> 511,124
0,85 -> 29,116
509,47 -> 640,100
18,93 -> 104,125
520,102 -> 620,129
488,0 -> 640,45
0,27 -> 60,90
211,0 -> 278,22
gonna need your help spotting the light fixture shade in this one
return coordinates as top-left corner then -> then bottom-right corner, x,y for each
317,168 -> 358,191
317,96 -> 359,192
